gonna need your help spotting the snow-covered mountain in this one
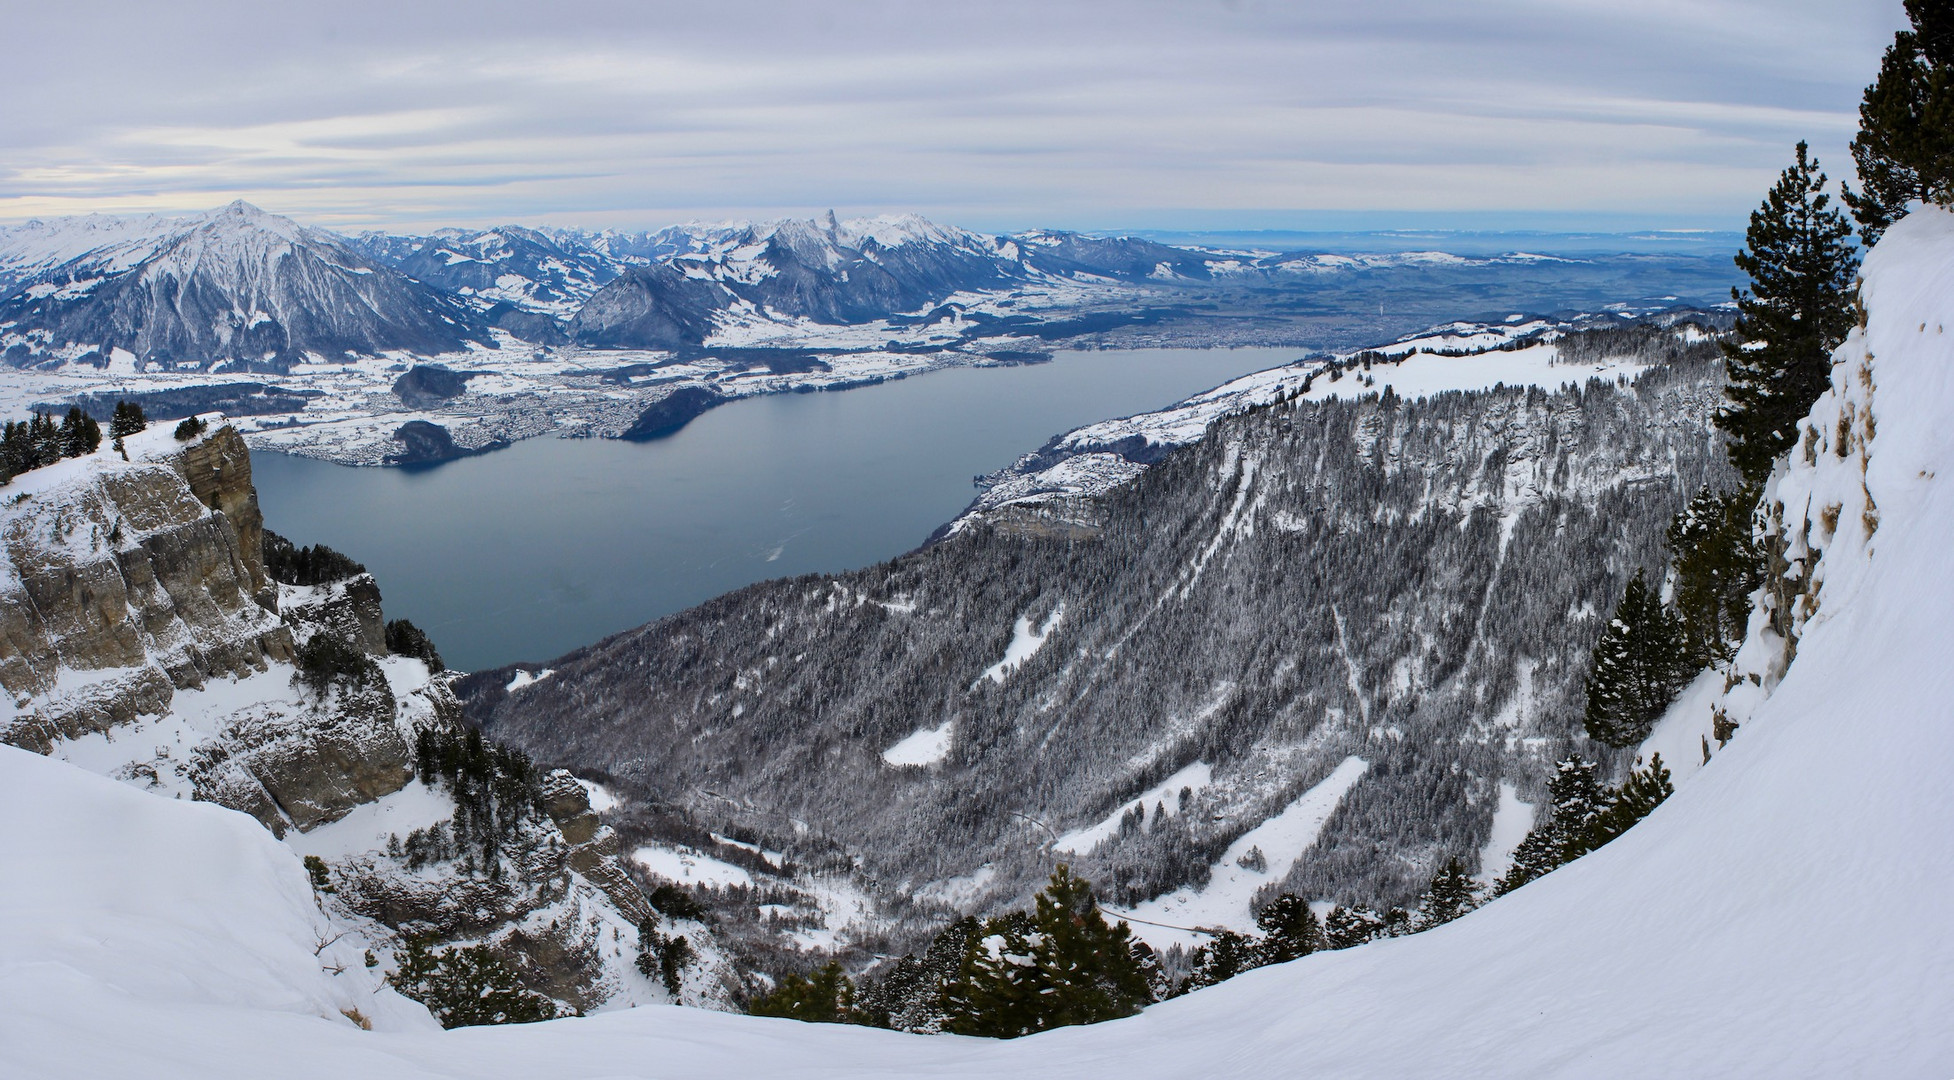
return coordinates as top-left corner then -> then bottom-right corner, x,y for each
458,320 -> 1731,931
4,204 -> 1951,1080
0,202 -> 491,371
349,225 -> 624,345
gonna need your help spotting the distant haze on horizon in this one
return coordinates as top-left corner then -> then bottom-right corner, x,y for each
1,0 -> 1904,236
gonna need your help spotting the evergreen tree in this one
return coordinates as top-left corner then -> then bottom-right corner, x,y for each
1254,893 -> 1321,964
59,407 -> 101,458
636,919 -> 693,998
1129,940 -> 1173,1003
944,911 -> 1041,1037
1414,857 -> 1478,930
748,961 -> 859,1024
1022,865 -> 1152,1028
1846,0 -> 1954,244
1178,929 -> 1262,995
27,413 -> 62,469
392,940 -> 559,1028
385,618 -> 446,672
1321,906 -> 1384,950
109,400 -> 146,439
1667,489 -> 1766,664
945,867 -> 1150,1037
1584,570 -> 1694,747
1718,142 -> 1860,486
1497,757 -> 1614,895
870,915 -> 981,1033
1589,754 -> 1675,847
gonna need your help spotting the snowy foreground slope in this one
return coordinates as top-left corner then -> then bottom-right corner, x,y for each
6,218 -> 1954,1077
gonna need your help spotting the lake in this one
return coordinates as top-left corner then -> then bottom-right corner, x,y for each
252,347 -> 1302,671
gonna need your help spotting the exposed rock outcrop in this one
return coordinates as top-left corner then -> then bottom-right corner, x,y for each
0,424 -> 291,751
282,575 -> 388,656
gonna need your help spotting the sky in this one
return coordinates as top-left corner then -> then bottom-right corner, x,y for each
0,0 -> 1907,235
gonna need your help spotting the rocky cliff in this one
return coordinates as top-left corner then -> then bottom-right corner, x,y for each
0,424 -> 290,752
0,420 -> 732,1018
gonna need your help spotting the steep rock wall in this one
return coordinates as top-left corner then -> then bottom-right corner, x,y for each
0,425 -> 291,752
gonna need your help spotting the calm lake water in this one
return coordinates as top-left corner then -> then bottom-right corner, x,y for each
252,348 -> 1302,671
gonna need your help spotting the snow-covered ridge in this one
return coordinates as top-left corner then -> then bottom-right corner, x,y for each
955,313 -> 1696,530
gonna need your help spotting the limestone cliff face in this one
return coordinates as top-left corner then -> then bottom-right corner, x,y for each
0,422 -> 413,837
0,425 -> 292,752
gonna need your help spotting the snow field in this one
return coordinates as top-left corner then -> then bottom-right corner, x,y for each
976,602 -> 1064,685
631,845 -> 755,889
881,721 -> 955,767
1051,760 -> 1214,856
1122,756 -> 1368,950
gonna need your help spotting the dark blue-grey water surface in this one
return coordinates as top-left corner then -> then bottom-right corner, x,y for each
252,348 -> 1299,671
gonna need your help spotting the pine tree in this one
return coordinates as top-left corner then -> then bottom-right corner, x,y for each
1178,929 -> 1262,995
1497,757 -> 1613,896
635,919 -> 693,998
1667,489 -> 1766,664
1584,570 -> 1694,747
1846,0 -> 1954,244
1718,142 -> 1860,486
1023,865 -> 1152,1028
944,867 -> 1149,1037
1254,893 -> 1321,964
31,413 -> 61,469
944,911 -> 1041,1037
392,941 -> 559,1028
1414,857 -> 1478,930
1129,940 -> 1173,1003
109,401 -> 146,439
748,961 -> 859,1024
1321,905 -> 1384,950
59,407 -> 100,458
1590,754 -> 1675,847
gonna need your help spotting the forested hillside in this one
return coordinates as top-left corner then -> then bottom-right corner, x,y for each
461,329 -> 1732,936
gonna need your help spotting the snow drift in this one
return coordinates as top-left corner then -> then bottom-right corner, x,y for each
6,212 -> 1954,1076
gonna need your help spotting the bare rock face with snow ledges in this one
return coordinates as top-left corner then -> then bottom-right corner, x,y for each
0,425 -> 292,750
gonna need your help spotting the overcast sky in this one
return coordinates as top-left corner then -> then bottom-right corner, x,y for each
0,0 -> 1905,234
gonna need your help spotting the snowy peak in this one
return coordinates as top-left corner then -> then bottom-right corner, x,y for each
0,211 -> 193,290
0,202 -> 491,370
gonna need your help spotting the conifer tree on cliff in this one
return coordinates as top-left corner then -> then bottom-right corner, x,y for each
1846,0 -> 1954,245
1718,142 -> 1859,487
1584,570 -> 1693,747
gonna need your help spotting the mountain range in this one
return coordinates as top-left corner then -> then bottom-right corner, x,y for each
1,202 -> 1740,374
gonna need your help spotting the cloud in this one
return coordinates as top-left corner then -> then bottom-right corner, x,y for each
0,0 -> 1906,231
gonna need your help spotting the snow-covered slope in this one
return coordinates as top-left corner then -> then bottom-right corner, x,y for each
5,215 -> 1951,1076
